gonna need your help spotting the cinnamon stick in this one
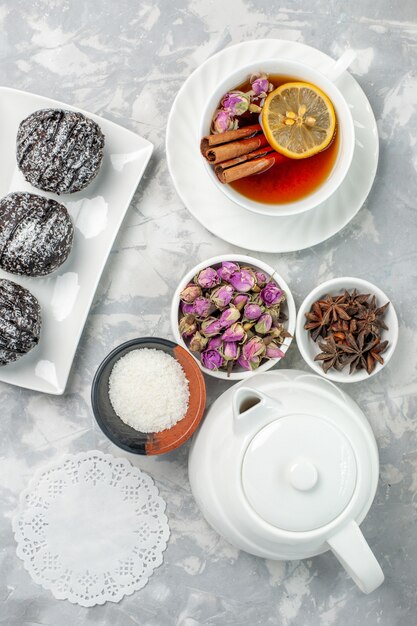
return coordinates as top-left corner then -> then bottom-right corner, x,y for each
215,146 -> 275,172
215,152 -> 283,184
204,133 -> 269,165
200,124 -> 261,156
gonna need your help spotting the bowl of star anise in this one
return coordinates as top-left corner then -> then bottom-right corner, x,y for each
296,277 -> 398,382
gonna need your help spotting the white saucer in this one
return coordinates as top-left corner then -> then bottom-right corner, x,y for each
166,39 -> 379,253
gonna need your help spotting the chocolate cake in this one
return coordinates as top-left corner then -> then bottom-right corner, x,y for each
16,108 -> 105,194
0,279 -> 41,366
0,192 -> 74,276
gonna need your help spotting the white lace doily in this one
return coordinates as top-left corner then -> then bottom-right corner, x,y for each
13,450 -> 170,607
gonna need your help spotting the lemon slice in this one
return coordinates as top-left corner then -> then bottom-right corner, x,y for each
261,82 -> 336,159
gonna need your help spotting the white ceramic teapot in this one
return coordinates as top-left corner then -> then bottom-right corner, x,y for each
188,370 -> 384,594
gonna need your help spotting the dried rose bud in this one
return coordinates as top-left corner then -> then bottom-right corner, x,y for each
244,303 -> 262,321
180,283 -> 202,304
255,313 -> 273,334
265,342 -> 285,359
196,267 -> 221,289
201,348 -> 223,370
189,331 -> 208,353
219,306 -> 241,328
250,74 -> 270,97
221,90 -> 250,116
181,301 -> 195,315
241,336 -> 266,369
217,261 -> 240,282
211,284 -> 234,309
222,322 -> 246,343
208,336 -> 222,349
221,341 -> 240,361
193,297 -> 215,318
255,271 -> 268,287
260,282 -> 284,307
229,269 -> 256,292
233,293 -> 250,311
201,317 -> 223,337
179,314 -> 197,338
212,109 -> 235,133
237,354 -> 252,371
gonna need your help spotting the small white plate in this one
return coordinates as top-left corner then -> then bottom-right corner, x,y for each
0,87 -> 153,394
166,39 -> 379,253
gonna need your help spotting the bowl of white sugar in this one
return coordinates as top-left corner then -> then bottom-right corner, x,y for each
91,337 -> 206,455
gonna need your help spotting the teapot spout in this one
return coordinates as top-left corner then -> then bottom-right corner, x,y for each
232,386 -> 283,435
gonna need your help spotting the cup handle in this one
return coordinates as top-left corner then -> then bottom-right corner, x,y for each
327,521 -> 384,594
323,49 -> 356,82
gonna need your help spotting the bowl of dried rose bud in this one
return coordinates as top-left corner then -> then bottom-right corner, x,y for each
171,254 -> 296,380
296,277 -> 399,383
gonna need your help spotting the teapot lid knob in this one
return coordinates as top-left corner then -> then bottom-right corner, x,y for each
288,460 -> 318,492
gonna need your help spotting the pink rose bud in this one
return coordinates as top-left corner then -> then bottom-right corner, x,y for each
222,341 -> 240,361
201,317 -> 223,337
181,301 -> 195,315
260,282 -> 284,307
255,313 -> 273,334
255,271 -> 268,287
196,267 -> 221,289
208,336 -> 222,349
242,336 -> 266,364
222,322 -> 246,343
265,342 -> 285,359
217,261 -> 240,282
193,297 -> 215,318
201,348 -> 223,370
244,303 -> 262,321
219,306 -> 241,328
212,109 -> 235,133
211,284 -> 234,309
180,283 -> 202,303
179,314 -> 197,338
229,269 -> 256,292
189,331 -> 208,353
233,294 -> 250,311
221,90 -> 250,115
237,354 -> 252,371
251,75 -> 269,96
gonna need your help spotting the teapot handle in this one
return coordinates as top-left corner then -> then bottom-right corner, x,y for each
327,521 -> 384,594
232,386 -> 283,435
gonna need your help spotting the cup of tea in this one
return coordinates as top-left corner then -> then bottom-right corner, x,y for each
200,52 -> 356,217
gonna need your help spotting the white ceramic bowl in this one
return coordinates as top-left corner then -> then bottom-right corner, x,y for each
296,277 -> 399,383
200,57 -> 355,218
171,254 -> 296,380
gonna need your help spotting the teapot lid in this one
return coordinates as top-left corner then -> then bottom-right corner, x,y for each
242,413 -> 357,532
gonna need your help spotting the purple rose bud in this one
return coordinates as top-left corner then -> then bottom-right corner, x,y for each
251,75 -> 269,96
201,348 -> 223,371
221,90 -> 250,116
244,303 -> 263,321
242,336 -> 266,365
255,313 -> 273,334
193,297 -> 215,319
237,354 -> 252,371
260,282 -> 284,307
222,322 -> 246,343
179,315 -> 197,338
210,284 -> 234,309
229,269 -> 256,292
181,301 -> 195,315
265,342 -> 285,359
189,331 -> 208,353
255,271 -> 268,287
180,283 -> 202,304
233,294 -> 250,311
196,267 -> 221,289
208,336 -> 222,349
217,261 -> 240,282
219,306 -> 241,328
201,317 -> 223,337
221,341 -> 240,361
212,109 -> 235,133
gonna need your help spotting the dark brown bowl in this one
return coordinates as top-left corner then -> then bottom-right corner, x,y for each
91,337 -> 206,455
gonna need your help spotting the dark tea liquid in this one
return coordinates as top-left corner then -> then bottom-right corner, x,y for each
229,75 -> 339,205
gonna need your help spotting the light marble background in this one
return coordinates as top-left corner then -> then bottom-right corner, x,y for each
0,1 -> 416,624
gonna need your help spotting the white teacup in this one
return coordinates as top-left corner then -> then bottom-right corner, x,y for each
200,52 -> 356,217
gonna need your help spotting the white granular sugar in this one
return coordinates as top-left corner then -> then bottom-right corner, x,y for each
108,348 -> 190,433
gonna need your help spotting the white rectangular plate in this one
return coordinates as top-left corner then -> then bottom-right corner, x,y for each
0,87 -> 153,394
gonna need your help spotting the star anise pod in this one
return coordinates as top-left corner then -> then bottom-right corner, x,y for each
365,338 -> 389,374
314,336 -> 345,374
355,296 -> 389,340
304,302 -> 331,341
343,289 -> 370,316
317,294 -> 351,324
339,332 -> 368,374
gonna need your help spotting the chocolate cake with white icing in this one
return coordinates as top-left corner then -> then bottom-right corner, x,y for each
0,279 -> 41,366
16,108 -> 105,194
0,192 -> 74,276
